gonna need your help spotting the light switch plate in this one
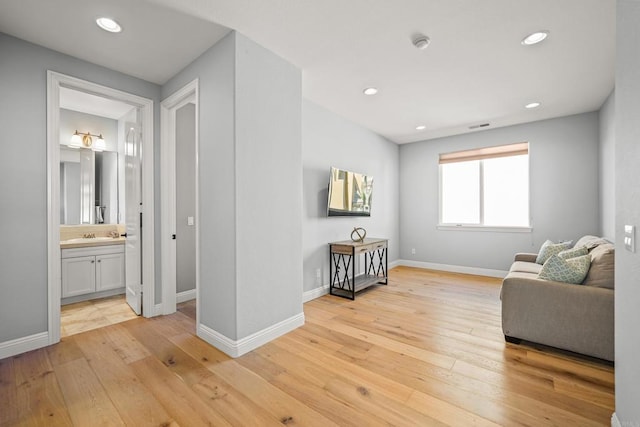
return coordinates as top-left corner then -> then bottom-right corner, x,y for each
187,216 -> 194,226
624,225 -> 635,252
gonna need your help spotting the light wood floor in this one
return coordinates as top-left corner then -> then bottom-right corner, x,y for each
60,295 -> 139,337
0,267 -> 614,426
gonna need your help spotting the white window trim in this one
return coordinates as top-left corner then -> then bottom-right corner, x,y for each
437,224 -> 532,233
438,144 -> 531,230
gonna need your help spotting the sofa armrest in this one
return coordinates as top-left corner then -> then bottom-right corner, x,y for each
501,274 -> 614,360
514,253 -> 538,263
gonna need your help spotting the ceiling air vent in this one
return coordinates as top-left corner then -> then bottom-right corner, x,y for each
469,123 -> 490,130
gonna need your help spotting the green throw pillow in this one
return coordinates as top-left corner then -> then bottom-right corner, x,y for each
536,240 -> 571,264
538,254 -> 591,284
557,246 -> 588,260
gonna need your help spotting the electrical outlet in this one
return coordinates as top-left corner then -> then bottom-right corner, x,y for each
315,268 -> 321,285
411,248 -> 416,255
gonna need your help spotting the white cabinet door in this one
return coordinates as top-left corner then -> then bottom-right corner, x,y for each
96,253 -> 125,291
62,255 -> 96,297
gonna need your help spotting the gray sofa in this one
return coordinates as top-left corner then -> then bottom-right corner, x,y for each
501,235 -> 614,361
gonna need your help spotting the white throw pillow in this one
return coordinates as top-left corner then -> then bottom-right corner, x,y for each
557,246 -> 588,260
538,254 -> 591,284
536,240 -> 571,264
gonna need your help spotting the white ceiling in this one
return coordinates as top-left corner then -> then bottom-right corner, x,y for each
0,0 -> 615,144
0,0 -> 230,85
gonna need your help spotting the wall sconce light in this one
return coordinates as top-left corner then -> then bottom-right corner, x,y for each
70,130 -> 106,151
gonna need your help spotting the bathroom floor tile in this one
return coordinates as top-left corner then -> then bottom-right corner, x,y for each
60,295 -> 138,338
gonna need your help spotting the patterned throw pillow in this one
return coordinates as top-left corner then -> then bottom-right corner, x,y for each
538,254 -> 591,284
557,246 -> 588,260
536,240 -> 571,264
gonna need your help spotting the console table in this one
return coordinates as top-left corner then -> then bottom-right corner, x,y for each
328,238 -> 388,300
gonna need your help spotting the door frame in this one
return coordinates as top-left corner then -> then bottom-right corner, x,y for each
46,71 -> 155,345
160,79 -> 199,322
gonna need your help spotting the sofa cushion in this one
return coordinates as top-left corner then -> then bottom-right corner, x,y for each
538,254 -> 591,284
514,253 -> 538,263
536,240 -> 572,264
574,235 -> 610,250
510,261 -> 543,274
583,243 -> 615,289
558,246 -> 588,260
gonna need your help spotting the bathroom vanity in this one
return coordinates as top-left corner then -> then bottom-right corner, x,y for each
61,240 -> 125,303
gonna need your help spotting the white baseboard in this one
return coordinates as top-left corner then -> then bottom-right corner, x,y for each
611,412 -> 621,427
176,289 -> 196,303
197,312 -> 305,358
303,259 -> 402,304
0,332 -> 49,360
389,259 -> 401,269
397,259 -> 508,278
303,284 -> 330,303
301,259 -> 505,304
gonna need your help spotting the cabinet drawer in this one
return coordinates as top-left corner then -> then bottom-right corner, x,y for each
62,244 -> 124,259
331,244 -> 355,255
355,241 -> 387,254
332,240 -> 387,255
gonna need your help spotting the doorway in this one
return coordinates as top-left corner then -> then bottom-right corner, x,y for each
46,71 -> 155,345
58,88 -> 139,336
160,79 -> 199,325
175,103 -> 197,301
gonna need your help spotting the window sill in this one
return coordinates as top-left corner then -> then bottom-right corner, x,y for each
437,224 -> 532,233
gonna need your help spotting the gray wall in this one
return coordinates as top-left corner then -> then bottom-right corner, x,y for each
302,100 -> 400,293
399,112 -> 600,272
599,90 -> 615,241
0,33 -> 160,343
59,109 -> 119,152
162,31 -> 303,341
234,33 -> 303,338
176,103 -> 196,294
162,32 -> 238,339
615,1 -> 640,424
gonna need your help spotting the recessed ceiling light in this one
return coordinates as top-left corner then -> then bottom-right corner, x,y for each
96,17 -> 122,33
363,87 -> 378,96
415,125 -> 426,130
525,102 -> 541,109
521,31 -> 549,46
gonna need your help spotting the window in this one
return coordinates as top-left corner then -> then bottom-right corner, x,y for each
439,142 -> 530,228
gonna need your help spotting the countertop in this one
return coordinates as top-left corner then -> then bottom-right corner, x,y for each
60,237 -> 126,249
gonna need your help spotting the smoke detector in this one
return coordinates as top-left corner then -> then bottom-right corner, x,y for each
412,35 -> 431,50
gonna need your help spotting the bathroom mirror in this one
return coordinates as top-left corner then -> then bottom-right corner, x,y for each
60,147 -> 119,224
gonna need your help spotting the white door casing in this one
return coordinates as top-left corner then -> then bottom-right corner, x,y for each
160,79 -> 199,322
46,71 -> 155,346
